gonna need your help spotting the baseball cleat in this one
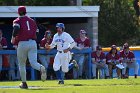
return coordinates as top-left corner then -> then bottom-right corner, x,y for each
58,80 -> 64,84
72,60 -> 79,70
40,66 -> 46,82
135,74 -> 137,78
19,82 -> 28,89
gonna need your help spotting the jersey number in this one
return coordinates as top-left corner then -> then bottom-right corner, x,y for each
26,21 -> 30,30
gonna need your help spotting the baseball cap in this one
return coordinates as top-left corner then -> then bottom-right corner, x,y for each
18,6 -> 26,15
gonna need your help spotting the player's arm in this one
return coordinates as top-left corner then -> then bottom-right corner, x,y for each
45,43 -> 51,50
64,34 -> 76,53
74,42 -> 82,50
67,34 -> 76,49
12,23 -> 20,37
45,36 -> 56,50
11,23 -> 20,44
92,58 -> 96,64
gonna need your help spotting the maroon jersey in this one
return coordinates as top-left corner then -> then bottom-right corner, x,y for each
119,50 -> 135,59
13,16 -> 37,42
91,51 -> 105,62
40,38 -> 52,48
75,37 -> 90,47
106,53 -> 120,63
0,37 -> 7,47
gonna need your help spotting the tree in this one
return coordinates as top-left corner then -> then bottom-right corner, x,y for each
90,0 -> 140,46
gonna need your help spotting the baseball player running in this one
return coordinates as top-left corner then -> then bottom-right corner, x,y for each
45,23 -> 77,84
11,6 -> 46,89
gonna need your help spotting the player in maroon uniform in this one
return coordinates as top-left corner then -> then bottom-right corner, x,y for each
0,29 -> 8,80
120,43 -> 139,78
11,6 -> 46,89
91,45 -> 109,79
73,29 -> 90,79
106,45 -> 121,78
39,30 -> 53,78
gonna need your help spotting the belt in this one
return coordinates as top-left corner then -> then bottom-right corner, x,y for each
20,39 -> 35,41
58,51 -> 63,53
28,39 -> 35,41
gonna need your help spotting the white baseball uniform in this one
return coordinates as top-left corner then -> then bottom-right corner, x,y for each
49,32 -> 75,72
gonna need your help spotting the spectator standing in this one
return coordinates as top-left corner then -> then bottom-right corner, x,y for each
39,30 -> 53,79
73,29 -> 90,79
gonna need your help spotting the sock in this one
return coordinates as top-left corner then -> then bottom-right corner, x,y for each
61,71 -> 65,80
19,65 -> 26,82
55,70 -> 62,80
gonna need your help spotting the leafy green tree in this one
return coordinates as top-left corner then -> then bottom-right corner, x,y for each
0,0 -> 70,6
90,0 -> 140,46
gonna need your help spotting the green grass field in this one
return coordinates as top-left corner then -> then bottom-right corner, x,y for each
0,77 -> 140,93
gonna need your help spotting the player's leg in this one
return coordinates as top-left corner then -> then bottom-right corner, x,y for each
99,68 -> 105,79
53,53 -> 62,84
128,62 -> 139,78
108,64 -> 113,78
17,42 -> 28,89
121,63 -> 127,78
28,40 -> 46,81
39,54 -> 48,69
61,52 -> 78,77
61,53 -> 69,84
116,68 -> 121,79
92,63 -> 97,79
134,62 -> 139,78
77,55 -> 85,78
103,64 -> 109,78
39,54 -> 48,76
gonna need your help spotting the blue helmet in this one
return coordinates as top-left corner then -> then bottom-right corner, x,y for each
56,23 -> 65,29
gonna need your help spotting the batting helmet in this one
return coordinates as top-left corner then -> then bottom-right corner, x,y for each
18,6 -> 26,15
56,23 -> 65,29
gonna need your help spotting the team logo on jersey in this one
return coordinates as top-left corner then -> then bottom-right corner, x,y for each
55,39 -> 65,43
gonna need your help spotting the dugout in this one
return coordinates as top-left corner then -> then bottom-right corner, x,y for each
0,6 -> 100,50
0,6 -> 99,80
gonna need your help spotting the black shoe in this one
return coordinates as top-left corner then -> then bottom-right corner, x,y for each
19,82 -> 28,89
121,74 -> 128,79
79,76 -> 82,79
58,80 -> 64,84
92,77 -> 96,79
135,74 -> 137,78
105,76 -> 110,79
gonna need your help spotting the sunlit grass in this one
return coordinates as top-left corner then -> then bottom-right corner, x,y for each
0,77 -> 140,93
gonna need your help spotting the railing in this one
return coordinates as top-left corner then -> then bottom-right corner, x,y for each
0,48 -> 92,80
